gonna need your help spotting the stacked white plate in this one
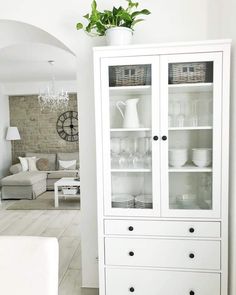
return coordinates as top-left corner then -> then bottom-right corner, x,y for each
135,195 -> 153,209
112,194 -> 135,208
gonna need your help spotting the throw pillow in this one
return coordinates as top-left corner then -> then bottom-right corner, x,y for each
59,160 -> 76,170
28,157 -> 38,171
18,157 -> 29,171
36,158 -> 49,171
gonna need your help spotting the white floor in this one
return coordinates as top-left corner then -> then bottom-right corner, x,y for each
0,200 -> 98,295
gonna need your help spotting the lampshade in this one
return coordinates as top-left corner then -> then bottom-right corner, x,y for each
6,127 -> 21,141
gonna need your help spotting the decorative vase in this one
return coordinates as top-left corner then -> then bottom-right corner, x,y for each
105,27 -> 133,46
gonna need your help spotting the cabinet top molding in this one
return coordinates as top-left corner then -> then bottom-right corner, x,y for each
93,39 -> 231,54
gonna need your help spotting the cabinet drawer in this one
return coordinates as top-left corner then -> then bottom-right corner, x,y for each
106,268 -> 220,295
105,238 -> 220,270
104,219 -> 221,238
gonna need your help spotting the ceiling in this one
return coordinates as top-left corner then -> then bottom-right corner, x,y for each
0,43 -> 76,83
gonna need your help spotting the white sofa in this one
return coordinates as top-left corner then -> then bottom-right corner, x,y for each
0,236 -> 59,295
0,152 -> 79,200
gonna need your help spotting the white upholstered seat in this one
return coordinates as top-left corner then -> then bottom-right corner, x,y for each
0,236 -> 59,295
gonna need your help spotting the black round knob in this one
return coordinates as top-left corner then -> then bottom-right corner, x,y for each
189,253 -> 195,259
189,291 -> 195,295
189,227 -> 195,233
162,135 -> 167,141
129,287 -> 135,292
129,251 -> 134,256
128,226 -> 134,231
153,135 -> 158,141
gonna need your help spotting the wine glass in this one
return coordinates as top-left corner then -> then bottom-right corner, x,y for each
144,137 -> 152,168
168,101 -> 174,127
176,101 -> 186,127
189,99 -> 199,127
132,138 -> 144,169
110,138 -> 121,168
119,137 -> 131,168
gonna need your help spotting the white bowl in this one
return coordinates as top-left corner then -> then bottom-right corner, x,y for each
169,149 -> 188,167
169,158 -> 187,167
192,148 -> 212,160
192,159 -> 212,167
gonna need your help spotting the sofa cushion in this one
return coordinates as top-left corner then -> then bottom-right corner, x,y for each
9,163 -> 23,175
1,172 -> 47,186
26,153 -> 56,171
57,152 -> 79,169
36,158 -> 49,171
47,171 -> 77,179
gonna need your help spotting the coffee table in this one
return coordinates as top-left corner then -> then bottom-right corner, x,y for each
54,177 -> 80,208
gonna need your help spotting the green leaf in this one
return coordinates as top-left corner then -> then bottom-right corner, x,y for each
131,18 -> 144,26
83,13 -> 90,20
131,9 -> 151,18
91,0 -> 97,11
127,0 -> 139,9
76,23 -> 83,30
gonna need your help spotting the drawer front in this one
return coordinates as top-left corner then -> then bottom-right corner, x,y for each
104,219 -> 221,238
106,268 -> 220,295
105,238 -> 220,270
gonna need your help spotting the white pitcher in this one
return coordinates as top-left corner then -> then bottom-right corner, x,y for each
116,98 -> 140,128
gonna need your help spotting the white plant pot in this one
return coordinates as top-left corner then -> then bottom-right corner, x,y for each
105,27 -> 133,46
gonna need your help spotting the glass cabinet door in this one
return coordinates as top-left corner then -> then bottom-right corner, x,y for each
160,53 -> 222,218
101,56 -> 160,217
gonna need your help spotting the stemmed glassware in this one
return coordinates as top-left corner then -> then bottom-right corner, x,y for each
110,137 -> 152,169
132,138 -> 144,169
144,137 -> 152,168
169,101 -> 186,127
110,138 -> 121,168
189,99 -> 199,126
176,101 -> 186,127
119,137 -> 131,168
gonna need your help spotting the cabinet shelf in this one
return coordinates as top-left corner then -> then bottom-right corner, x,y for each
169,126 -> 213,131
168,165 -> 212,173
168,83 -> 213,93
111,169 -> 151,173
109,85 -> 151,95
110,128 -> 151,132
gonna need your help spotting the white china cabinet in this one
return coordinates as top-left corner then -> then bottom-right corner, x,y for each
94,40 -> 230,295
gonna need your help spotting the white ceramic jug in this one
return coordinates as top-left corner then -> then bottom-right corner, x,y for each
116,98 -> 140,128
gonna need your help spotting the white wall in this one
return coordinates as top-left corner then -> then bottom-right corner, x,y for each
207,1 -> 236,294
0,0 -> 223,288
0,84 -> 11,178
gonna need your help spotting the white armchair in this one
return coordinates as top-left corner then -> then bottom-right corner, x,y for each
0,236 -> 59,295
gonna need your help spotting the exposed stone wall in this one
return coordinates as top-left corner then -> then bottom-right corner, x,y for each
9,94 -> 79,163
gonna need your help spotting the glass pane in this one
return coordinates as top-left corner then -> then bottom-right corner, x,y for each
168,60 -> 214,211
108,63 -> 153,210
111,172 -> 152,209
169,172 -> 212,210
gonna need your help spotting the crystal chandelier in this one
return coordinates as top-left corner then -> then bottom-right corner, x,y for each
38,60 -> 69,111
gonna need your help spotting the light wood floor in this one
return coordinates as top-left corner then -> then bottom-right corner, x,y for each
0,199 -> 98,295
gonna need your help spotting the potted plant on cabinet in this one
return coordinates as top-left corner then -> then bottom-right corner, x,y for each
76,0 -> 151,46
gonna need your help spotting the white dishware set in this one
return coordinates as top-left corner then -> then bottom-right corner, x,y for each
168,148 -> 212,168
111,137 -> 152,169
112,194 -> 152,209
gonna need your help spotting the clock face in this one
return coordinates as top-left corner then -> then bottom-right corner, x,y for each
56,111 -> 79,142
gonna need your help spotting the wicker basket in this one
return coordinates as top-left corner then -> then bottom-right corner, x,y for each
169,62 -> 209,84
62,186 -> 78,195
109,65 -> 151,87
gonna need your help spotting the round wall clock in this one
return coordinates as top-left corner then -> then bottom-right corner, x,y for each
56,111 -> 79,142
